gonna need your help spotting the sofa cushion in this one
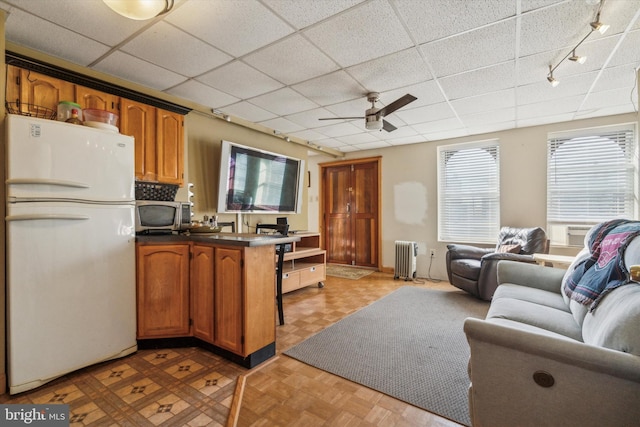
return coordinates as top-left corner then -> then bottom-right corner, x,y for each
498,244 -> 521,254
582,283 -> 640,356
486,297 -> 583,341
485,318 -> 579,342
494,283 -> 569,312
450,258 -> 481,280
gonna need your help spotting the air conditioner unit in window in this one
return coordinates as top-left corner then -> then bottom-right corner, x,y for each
567,225 -> 591,247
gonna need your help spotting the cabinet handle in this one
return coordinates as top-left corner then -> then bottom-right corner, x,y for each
310,267 -> 316,272
283,273 -> 289,279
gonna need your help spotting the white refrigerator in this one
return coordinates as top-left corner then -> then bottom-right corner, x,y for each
5,114 -> 137,394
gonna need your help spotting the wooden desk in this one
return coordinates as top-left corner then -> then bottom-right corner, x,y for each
533,253 -> 575,269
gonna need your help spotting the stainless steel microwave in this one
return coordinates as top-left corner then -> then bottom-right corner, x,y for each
135,201 -> 191,234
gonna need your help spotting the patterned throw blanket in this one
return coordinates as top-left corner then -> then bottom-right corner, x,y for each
564,219 -> 640,311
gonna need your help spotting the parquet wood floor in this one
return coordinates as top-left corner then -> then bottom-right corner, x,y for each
235,272 -> 464,427
0,272 -> 466,426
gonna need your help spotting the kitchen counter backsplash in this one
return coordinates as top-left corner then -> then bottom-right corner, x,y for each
135,181 -> 179,201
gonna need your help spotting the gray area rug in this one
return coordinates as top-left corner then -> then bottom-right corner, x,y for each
284,286 -> 489,426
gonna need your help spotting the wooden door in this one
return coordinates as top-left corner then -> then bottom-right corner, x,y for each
214,247 -> 243,354
136,244 -> 190,338
322,158 -> 380,268
191,244 -> 215,343
121,98 -> 156,182
156,109 -> 184,186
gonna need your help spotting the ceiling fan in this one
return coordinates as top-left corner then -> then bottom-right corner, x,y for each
319,92 -> 417,132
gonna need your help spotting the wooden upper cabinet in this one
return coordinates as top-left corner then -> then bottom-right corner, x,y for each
13,67 -> 74,117
75,85 -> 119,115
121,98 -> 157,182
156,109 -> 184,185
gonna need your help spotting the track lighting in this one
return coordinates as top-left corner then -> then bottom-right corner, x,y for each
547,65 -> 559,87
568,49 -> 587,64
544,2 -> 607,86
590,13 -> 610,34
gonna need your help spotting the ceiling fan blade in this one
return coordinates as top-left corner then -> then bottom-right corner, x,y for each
377,94 -> 417,117
318,117 -> 364,121
382,119 -> 397,132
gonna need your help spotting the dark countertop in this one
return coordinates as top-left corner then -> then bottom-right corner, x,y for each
136,232 -> 300,247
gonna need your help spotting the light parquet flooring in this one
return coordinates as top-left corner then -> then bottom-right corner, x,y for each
0,272 -> 466,427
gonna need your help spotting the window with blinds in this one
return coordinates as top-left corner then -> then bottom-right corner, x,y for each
547,123 -> 637,245
438,140 -> 500,243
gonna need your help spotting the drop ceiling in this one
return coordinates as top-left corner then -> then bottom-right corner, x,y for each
2,0 -> 639,154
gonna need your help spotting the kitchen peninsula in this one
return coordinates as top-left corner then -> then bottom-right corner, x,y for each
135,233 -> 300,368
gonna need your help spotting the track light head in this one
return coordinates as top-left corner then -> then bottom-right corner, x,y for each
569,50 -> 587,64
547,65 -> 560,87
590,13 -> 609,34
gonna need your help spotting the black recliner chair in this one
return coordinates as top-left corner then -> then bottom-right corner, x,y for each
446,226 -> 549,300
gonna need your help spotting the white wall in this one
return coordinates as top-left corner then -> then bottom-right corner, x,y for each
308,112 -> 639,280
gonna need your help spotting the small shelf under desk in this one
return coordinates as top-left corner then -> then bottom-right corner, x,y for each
281,233 -> 326,293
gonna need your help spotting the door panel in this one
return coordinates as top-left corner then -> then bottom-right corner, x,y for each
353,162 -> 378,267
325,166 -> 352,264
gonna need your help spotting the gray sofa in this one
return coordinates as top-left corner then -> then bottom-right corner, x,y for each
464,222 -> 640,427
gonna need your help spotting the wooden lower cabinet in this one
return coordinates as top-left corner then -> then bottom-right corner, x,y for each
136,243 -> 190,338
137,241 -> 276,364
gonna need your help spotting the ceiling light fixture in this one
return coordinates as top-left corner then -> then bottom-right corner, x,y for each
547,65 -> 560,87
545,1 -> 607,86
103,0 -> 174,20
568,49 -> 587,64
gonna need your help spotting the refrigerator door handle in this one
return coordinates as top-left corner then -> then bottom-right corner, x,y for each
6,214 -> 90,222
7,178 -> 90,188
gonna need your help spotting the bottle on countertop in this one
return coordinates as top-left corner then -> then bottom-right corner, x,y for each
65,109 -> 83,125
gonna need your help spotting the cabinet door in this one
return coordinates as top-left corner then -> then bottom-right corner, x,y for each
156,109 -> 184,186
6,65 -> 21,110
136,244 -> 190,338
121,98 -> 156,182
214,247 -> 243,354
19,68 -> 74,117
191,244 -> 215,343
75,85 -> 119,115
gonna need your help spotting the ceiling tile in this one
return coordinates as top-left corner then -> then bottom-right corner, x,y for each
3,0 -> 147,46
420,128 -> 468,142
580,87 -> 637,114
519,1 -> 598,57
517,95 -> 584,120
412,117 -> 463,134
167,80 -> 239,109
249,87 -> 319,116
460,107 -> 515,127
467,120 -> 515,135
4,7 -> 110,66
376,125 -> 418,140
386,135 -> 429,146
223,101 -> 277,123
166,0 -> 293,56
121,22 -> 232,77
592,64 -> 639,93
243,35 -> 338,85
314,138 -> 349,148
395,0 -> 516,44
263,0 -> 364,30
313,121 -> 364,138
337,132 -> 380,144
450,89 -> 515,116
292,71 -> 366,105
439,62 -> 516,100
518,113 -> 575,128
516,71 -> 595,104
286,108 -> 340,129
303,0 -> 413,67
258,117 -> 304,134
380,80 -> 446,108
197,61 -> 284,99
352,140 -> 392,150
395,102 -> 456,125
289,129 -> 329,142
347,48 -> 432,93
607,30 -> 640,69
92,51 -> 186,90
422,19 -> 516,78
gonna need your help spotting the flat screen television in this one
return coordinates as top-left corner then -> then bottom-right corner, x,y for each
217,140 -> 305,214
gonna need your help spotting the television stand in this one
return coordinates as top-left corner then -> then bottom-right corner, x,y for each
281,233 -> 326,293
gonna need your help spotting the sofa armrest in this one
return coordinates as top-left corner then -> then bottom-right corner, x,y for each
446,244 -> 492,261
497,260 -> 565,294
464,318 -> 640,427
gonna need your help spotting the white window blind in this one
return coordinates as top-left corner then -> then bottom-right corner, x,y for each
547,124 -> 637,232
438,140 -> 500,243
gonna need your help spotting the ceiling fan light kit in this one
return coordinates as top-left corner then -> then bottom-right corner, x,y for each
546,0 -> 607,86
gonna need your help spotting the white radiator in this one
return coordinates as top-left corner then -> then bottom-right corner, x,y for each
394,240 -> 417,280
